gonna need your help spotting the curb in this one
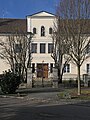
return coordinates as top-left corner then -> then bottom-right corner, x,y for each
0,95 -> 24,99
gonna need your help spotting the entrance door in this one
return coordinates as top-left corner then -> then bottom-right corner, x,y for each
37,64 -> 48,78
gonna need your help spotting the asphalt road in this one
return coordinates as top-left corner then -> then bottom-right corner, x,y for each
0,97 -> 90,120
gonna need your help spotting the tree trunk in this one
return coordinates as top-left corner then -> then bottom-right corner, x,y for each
59,74 -> 63,83
58,54 -> 63,84
77,65 -> 81,95
25,67 -> 27,83
58,68 -> 63,84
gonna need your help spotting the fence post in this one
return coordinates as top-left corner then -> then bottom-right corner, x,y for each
83,74 -> 88,87
27,68 -> 32,88
52,67 -> 58,88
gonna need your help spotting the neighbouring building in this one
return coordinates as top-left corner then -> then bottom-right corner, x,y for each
0,11 -> 90,83
0,18 -> 26,74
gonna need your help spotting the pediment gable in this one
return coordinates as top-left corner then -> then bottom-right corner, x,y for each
27,11 -> 55,18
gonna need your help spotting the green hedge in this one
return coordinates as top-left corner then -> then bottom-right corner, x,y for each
0,71 -> 21,94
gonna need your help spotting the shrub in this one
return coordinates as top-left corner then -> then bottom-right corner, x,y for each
88,80 -> 90,87
0,70 -> 21,94
62,80 -> 78,87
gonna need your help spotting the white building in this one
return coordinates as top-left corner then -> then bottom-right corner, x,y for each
27,11 -> 55,80
0,11 -> 90,82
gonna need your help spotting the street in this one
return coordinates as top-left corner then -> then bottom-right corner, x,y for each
0,97 -> 90,120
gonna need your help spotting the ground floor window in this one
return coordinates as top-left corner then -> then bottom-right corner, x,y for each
50,63 -> 53,73
32,63 -> 35,73
64,64 -> 70,73
86,64 -> 90,74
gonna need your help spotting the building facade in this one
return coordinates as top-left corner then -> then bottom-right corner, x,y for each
27,11 -> 55,80
0,11 -> 90,82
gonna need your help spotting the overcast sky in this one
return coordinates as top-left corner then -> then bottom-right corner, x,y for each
0,0 -> 59,19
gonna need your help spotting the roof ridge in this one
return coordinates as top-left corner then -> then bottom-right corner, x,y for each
26,11 -> 55,17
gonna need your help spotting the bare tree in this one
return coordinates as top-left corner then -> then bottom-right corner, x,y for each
51,19 -> 71,83
56,0 -> 90,95
0,32 -> 33,82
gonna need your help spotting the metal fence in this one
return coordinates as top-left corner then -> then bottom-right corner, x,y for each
32,74 -> 90,88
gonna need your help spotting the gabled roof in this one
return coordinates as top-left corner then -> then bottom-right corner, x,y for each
27,11 -> 55,18
0,18 -> 26,34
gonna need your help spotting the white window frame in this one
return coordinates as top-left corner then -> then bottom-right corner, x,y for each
31,43 -> 37,53
64,64 -> 71,73
40,43 -> 46,53
86,64 -> 90,74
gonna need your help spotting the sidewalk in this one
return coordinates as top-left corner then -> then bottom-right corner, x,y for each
17,87 -> 63,93
16,87 -> 90,106
0,87 -> 90,106
16,87 -> 62,104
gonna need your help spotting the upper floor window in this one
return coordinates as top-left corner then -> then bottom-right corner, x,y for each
41,26 -> 45,36
49,28 -> 53,34
31,43 -> 37,53
15,44 -> 22,53
86,43 -> 90,54
86,64 -> 90,74
40,43 -> 46,53
64,64 -> 70,73
33,27 -> 36,34
48,43 -> 53,53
